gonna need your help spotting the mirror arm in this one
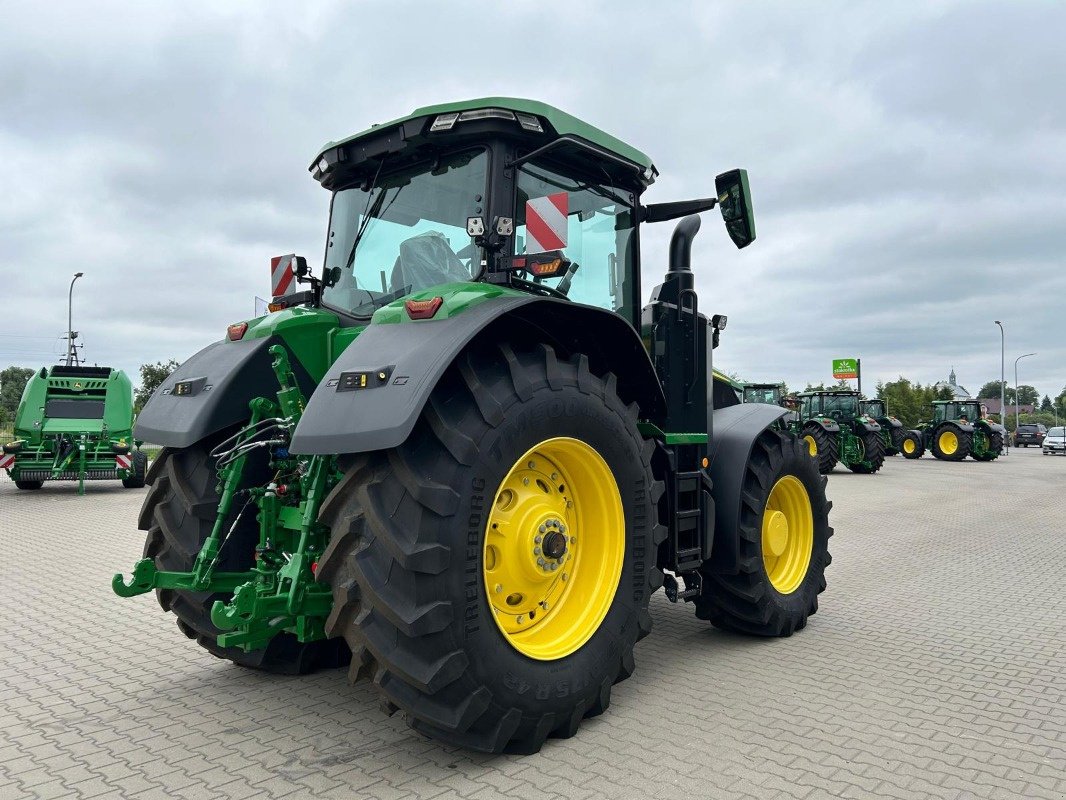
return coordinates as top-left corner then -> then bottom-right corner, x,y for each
640,197 -> 719,223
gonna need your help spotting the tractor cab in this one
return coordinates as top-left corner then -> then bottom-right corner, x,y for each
932,400 -> 983,424
742,383 -> 786,405
286,98 -> 753,331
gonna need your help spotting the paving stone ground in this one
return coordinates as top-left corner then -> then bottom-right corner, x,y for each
1,446 -> 1064,800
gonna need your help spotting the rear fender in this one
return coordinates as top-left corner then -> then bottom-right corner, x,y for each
804,418 -> 839,434
857,420 -> 881,433
705,403 -> 788,574
289,295 -> 665,455
134,336 -> 314,448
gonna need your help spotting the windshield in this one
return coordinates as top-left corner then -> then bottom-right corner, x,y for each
515,159 -> 636,314
321,149 -> 488,317
863,400 -> 885,417
744,387 -> 780,404
822,394 -> 858,418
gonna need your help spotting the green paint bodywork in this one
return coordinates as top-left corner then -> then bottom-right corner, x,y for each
4,366 -> 138,493
315,97 -> 656,177
637,422 -> 708,445
371,281 -> 526,324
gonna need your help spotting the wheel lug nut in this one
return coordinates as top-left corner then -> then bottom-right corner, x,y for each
539,524 -> 546,534
495,584 -> 502,593
528,461 -> 536,469
550,473 -> 558,480
550,563 -> 558,571
537,558 -> 546,567
523,478 -> 530,486
559,524 -> 567,533
562,573 -> 568,581
534,547 -> 541,555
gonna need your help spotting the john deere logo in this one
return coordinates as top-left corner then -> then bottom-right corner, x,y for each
73,381 -> 83,391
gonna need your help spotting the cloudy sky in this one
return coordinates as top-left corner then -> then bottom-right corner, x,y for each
2,0 -> 1063,402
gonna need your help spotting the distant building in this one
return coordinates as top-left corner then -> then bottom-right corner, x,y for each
978,398 -> 1035,417
934,367 -> 971,400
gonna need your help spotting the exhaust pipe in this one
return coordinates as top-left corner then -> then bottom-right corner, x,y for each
666,214 -> 701,289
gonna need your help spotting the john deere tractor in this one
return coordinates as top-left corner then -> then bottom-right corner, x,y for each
902,400 -> 1005,461
859,399 -> 907,456
2,364 -> 145,493
114,98 -> 833,753
793,390 -> 885,474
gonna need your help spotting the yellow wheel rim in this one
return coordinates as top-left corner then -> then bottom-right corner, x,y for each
903,438 -> 915,454
939,430 -> 958,455
483,437 -> 624,660
761,475 -> 814,595
804,435 -> 818,457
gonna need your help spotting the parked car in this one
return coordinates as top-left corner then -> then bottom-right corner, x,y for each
1043,426 -> 1066,455
1014,423 -> 1047,447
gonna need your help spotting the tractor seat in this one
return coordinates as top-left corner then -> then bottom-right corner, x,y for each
390,231 -> 471,293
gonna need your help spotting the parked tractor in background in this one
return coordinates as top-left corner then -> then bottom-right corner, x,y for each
113,98 -> 834,753
859,399 -> 907,456
902,400 -> 1005,461
1,365 -> 145,494
792,390 -> 885,474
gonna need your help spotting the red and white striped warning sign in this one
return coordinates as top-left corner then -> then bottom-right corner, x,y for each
0,454 -> 14,470
525,193 -> 568,254
115,454 -> 132,470
271,254 -> 296,298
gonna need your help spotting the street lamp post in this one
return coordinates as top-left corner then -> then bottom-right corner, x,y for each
995,321 -> 1005,449
1014,352 -> 1036,435
66,272 -> 84,366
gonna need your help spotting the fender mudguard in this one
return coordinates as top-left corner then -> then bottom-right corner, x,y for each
705,403 -> 788,574
858,420 -> 881,433
947,421 -> 975,434
887,418 -> 903,429
981,421 -> 1007,436
803,418 -> 840,434
134,336 -> 313,448
289,295 -> 665,455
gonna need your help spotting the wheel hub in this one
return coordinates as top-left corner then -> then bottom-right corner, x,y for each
763,510 -> 789,557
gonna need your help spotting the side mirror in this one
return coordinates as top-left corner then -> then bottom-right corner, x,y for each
714,169 -> 756,249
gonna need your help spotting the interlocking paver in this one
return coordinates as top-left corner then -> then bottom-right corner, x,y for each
2,448 -> 1065,799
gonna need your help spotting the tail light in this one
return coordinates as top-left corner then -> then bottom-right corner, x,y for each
404,297 -> 444,320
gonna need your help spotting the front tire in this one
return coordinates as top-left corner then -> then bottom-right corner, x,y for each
122,451 -> 148,488
138,434 -> 349,673
900,431 -> 924,459
802,424 -> 839,474
695,428 -> 832,636
971,429 -> 1003,462
848,430 -> 885,474
316,343 -> 662,753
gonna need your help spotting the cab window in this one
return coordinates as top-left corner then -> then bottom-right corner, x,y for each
515,159 -> 636,315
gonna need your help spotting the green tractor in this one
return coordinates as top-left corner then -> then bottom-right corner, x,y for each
901,399 -> 1005,461
1,364 -> 145,494
114,98 -> 833,753
793,390 -> 885,474
858,398 -> 908,456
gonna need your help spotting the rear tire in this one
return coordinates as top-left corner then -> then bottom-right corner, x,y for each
122,451 -> 148,488
900,431 -> 924,459
316,343 -> 662,753
931,424 -> 971,461
802,424 -> 839,474
695,428 -> 832,636
15,480 -> 43,490
138,433 -> 349,674
848,430 -> 885,474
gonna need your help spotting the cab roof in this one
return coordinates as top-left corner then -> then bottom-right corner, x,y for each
313,97 -> 656,177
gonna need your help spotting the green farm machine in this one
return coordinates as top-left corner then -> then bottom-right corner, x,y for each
2,364 -> 145,493
858,399 -> 907,456
793,390 -> 885,474
114,98 -> 834,753
902,400 -> 1005,461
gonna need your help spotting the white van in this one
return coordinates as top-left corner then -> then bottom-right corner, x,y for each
1043,426 -> 1066,455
